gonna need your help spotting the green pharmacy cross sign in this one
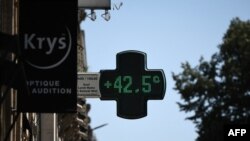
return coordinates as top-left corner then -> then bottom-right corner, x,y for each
100,50 -> 166,119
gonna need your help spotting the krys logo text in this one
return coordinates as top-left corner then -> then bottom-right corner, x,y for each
23,27 -> 72,69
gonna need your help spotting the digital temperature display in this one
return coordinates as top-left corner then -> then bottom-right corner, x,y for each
102,74 -> 164,97
99,50 -> 166,119
103,75 -> 161,94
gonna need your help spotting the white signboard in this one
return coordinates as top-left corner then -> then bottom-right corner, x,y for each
78,73 -> 101,98
78,0 -> 111,9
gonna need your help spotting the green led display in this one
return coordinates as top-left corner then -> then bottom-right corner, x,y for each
103,75 -> 161,94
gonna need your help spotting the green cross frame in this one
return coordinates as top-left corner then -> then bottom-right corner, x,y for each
99,50 -> 166,119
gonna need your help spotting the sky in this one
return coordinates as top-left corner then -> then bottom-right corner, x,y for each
80,1 -> 250,141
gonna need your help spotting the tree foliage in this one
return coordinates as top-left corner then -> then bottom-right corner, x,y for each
172,18 -> 250,141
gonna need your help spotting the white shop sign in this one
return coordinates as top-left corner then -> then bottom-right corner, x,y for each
77,73 -> 101,98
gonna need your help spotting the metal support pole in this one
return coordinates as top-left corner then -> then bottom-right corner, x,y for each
40,113 -> 57,141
